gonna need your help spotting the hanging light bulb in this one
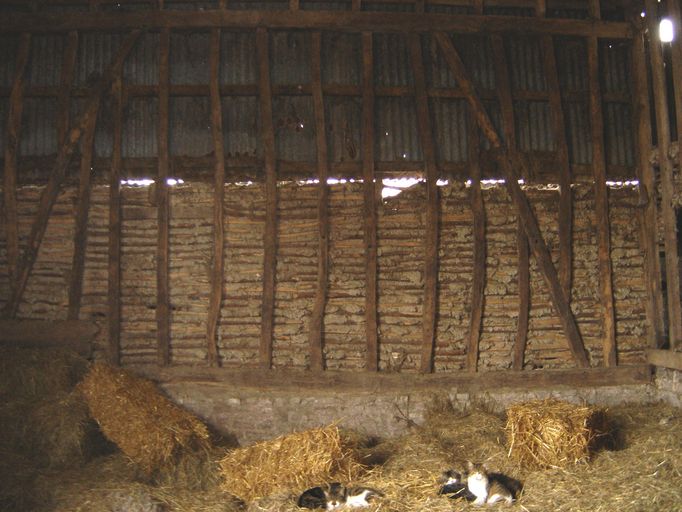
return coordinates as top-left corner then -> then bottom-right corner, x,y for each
660,18 -> 674,43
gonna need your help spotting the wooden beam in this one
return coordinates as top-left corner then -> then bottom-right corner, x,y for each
409,34 -> 440,374
0,11 -> 633,38
3,33 -> 31,297
434,31 -> 590,368
4,30 -> 142,318
466,108 -> 486,373
631,30 -> 664,348
206,28 -> 225,367
647,348 -> 682,371
67,94 -> 100,320
645,0 -> 682,349
308,32 -> 330,372
535,0 -> 546,17
157,28 -> 171,366
57,32 -> 79,148
0,319 -> 99,357
108,77 -> 123,366
542,34 -> 573,300
257,28 -> 277,369
362,32 -> 379,372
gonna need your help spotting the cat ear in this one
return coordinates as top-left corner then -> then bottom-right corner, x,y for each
466,461 -> 474,471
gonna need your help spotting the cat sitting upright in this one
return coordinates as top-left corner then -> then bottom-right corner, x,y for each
466,461 -> 519,506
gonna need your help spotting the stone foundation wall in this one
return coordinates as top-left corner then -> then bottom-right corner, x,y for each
655,367 -> 682,407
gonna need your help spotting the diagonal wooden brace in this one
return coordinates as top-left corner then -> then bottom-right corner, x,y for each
434,31 -> 589,368
4,30 -> 142,318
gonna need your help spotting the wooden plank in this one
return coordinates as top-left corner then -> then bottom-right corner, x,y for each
308,32 -> 330,372
645,0 -> 682,350
3,33 -> 31,296
0,319 -> 99,357
67,94 -> 100,320
434,31 -> 589,368
362,32 -> 379,372
0,11 -> 633,38
490,34 -> 528,372
409,34 -> 439,374
157,28 -> 171,366
206,28 -> 225,367
257,28 -> 278,369
466,109 -> 486,372
108,77 -> 123,366
647,349 -> 682,371
4,30 -> 142,319
535,0 -> 546,17
542,34 -> 572,299
631,30 -> 664,348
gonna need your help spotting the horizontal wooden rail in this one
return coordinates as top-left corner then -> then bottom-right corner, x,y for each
647,349 -> 682,372
0,319 -> 99,357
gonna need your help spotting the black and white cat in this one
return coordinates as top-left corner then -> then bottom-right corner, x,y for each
438,469 -> 477,502
297,483 -> 383,510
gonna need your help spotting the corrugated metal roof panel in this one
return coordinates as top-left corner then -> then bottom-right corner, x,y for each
514,100 -> 554,151
506,36 -> 547,92
322,32 -> 361,86
325,96 -> 361,163
426,4 -> 473,14
431,97 -> 468,163
601,40 -> 631,95
124,32 -> 159,86
555,37 -> 588,92
170,96 -> 212,156
0,34 -> 19,88
222,96 -> 261,157
374,33 -> 413,87
270,31 -> 311,86
76,32 -> 126,86
122,97 -> 158,158
20,98 -> 58,156
362,2 -> 414,12
564,100 -> 592,164
229,1 -> 288,10
547,8 -> 588,19
220,31 -> 257,85
171,32 -> 210,85
274,95 -> 316,161
604,102 -> 634,167
440,34 -> 496,91
165,1 -> 217,9
302,0 -> 350,10
27,34 -> 64,87
376,96 -> 422,161
484,6 -> 534,16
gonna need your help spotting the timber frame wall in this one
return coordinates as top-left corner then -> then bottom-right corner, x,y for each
0,0 -> 679,377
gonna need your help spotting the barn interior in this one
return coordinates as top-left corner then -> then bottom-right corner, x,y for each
1,0 -> 682,510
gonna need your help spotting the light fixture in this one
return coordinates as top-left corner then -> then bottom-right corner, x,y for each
660,18 -> 674,43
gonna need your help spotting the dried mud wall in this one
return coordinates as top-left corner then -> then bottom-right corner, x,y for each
0,180 -> 649,370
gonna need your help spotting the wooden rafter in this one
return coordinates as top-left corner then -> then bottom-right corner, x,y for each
362,32 -> 379,372
3,32 -> 31,297
434,31 -> 589,368
4,30 -> 142,318
207,27 -> 225,367
409,34 -> 440,374
257,28 -> 278,369
308,31 -> 330,371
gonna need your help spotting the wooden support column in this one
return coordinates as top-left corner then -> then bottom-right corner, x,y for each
157,28 -> 171,366
3,33 -> 31,296
362,32 -> 379,371
257,28 -> 277,369
206,28 -> 225,367
587,17 -> 617,367
645,0 -> 682,349
466,110 -> 486,372
631,29 -> 664,347
535,0 -> 546,17
491,35 -> 529,371
5,30 -> 141,319
308,32 -> 330,371
67,94 -> 100,319
409,34 -> 439,374
108,77 -> 123,366
434,31 -> 589,367
542,34 -> 573,299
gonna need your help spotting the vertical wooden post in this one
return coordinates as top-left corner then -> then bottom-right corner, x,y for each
434,31 -> 589,367
3,33 -> 31,296
535,0 -> 546,17
108,77 -> 123,366
67,95 -> 100,320
289,0 -> 300,10
257,28 -> 278,369
409,34 -> 439,374
491,35 -> 529,371
645,0 -> 682,349
308,32 -> 330,371
362,32 -> 379,371
58,32 -> 79,146
631,30 -> 665,347
352,0 -> 361,11
157,28 -> 171,366
206,28 -> 225,367
542,34 -> 573,299
5,30 -> 141,319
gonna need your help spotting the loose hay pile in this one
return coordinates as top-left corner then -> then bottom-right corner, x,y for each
218,424 -> 365,502
505,399 -> 610,469
78,362 -> 211,478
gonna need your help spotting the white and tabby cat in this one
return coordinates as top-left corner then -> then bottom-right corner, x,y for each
297,483 -> 383,510
466,462 -> 515,506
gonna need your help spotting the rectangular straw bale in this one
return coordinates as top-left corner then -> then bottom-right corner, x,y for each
78,362 -> 210,476
505,399 -> 609,469
219,425 -> 364,502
